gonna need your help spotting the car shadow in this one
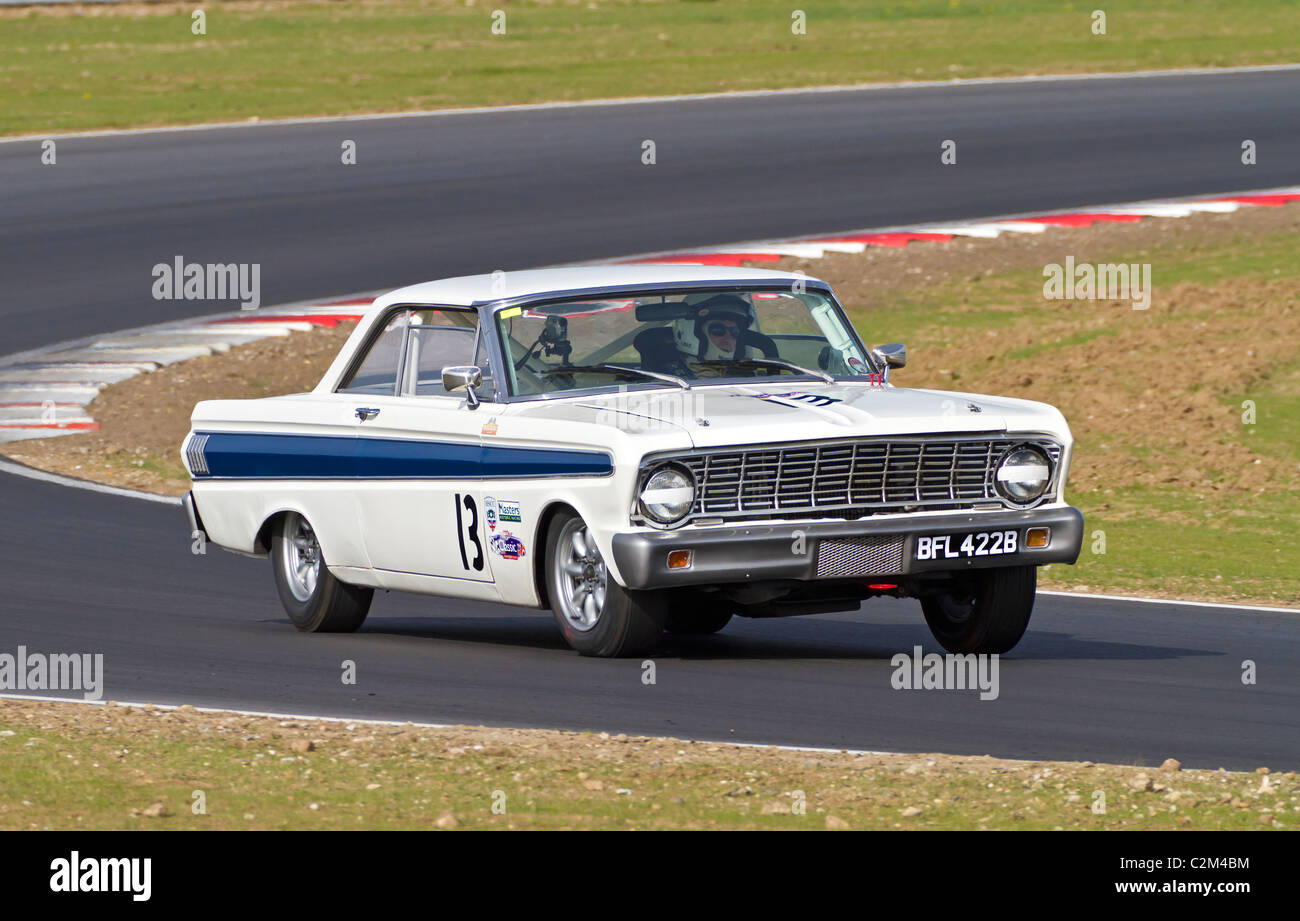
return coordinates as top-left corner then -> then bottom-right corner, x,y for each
288,609 -> 1219,665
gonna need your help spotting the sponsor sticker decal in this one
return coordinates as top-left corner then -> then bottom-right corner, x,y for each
484,496 -> 498,532
481,417 -> 499,436
497,499 -> 522,523
490,530 -> 526,560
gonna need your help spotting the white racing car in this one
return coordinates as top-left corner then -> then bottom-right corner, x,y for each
182,266 -> 1083,657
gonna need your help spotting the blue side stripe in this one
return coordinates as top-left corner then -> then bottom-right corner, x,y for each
195,431 -> 612,479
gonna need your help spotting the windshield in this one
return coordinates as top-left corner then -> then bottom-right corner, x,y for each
496,288 -> 872,397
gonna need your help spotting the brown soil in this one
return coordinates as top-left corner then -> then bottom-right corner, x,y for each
889,277 -> 1297,497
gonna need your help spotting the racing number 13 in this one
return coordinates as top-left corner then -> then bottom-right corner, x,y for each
453,493 -> 484,572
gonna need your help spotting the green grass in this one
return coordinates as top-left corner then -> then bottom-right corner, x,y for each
1007,326 -> 1118,360
1041,485 -> 1300,605
3,0 -> 1299,134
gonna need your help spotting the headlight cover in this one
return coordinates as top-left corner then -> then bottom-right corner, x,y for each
638,465 -> 696,525
995,445 -> 1053,504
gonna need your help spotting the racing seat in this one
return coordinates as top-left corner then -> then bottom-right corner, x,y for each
633,326 -> 780,374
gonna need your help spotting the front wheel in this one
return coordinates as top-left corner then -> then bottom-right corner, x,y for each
920,566 -> 1036,654
272,512 -> 373,633
546,512 -> 665,657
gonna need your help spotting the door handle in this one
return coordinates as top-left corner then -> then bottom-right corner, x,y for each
355,407 -> 381,421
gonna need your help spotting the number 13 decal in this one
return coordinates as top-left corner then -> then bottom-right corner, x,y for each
454,493 -> 484,571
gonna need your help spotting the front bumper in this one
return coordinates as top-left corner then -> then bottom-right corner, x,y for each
610,506 -> 1083,590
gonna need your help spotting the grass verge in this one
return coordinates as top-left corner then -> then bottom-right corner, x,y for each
3,0 -> 1300,135
1,698 -> 1292,830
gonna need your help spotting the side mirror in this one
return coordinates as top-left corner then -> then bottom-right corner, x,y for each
441,365 -> 483,409
871,342 -> 907,370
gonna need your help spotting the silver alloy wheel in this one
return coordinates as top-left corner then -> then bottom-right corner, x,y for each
282,512 -> 321,603
554,518 -> 607,632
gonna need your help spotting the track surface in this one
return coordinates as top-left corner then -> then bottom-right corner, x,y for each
3,71 -> 1299,769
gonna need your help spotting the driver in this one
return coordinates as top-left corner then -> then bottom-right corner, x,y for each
666,294 -> 756,377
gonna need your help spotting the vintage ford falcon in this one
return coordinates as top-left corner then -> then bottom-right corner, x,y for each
182,265 -> 1083,657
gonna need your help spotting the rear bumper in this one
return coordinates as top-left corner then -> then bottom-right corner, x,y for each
610,506 -> 1083,590
183,490 -> 207,541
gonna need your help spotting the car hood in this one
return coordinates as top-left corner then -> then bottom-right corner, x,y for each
522,382 -> 1062,448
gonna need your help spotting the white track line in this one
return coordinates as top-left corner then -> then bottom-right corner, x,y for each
4,63 -> 1300,144
0,693 -> 902,758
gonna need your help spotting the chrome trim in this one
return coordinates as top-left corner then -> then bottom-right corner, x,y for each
992,442 -> 1053,506
600,363 -> 691,390
184,433 -> 210,477
635,461 -> 699,528
632,433 -> 1063,527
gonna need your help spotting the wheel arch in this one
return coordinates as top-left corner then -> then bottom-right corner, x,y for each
532,500 -> 580,610
254,510 -> 287,555
254,507 -> 307,556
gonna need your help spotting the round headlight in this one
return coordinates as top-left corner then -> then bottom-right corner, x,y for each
995,445 -> 1052,504
639,465 -> 696,525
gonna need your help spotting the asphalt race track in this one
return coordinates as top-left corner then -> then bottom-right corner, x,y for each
3,69 -> 1299,769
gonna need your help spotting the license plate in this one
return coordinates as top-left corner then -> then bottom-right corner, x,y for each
915,530 -> 1018,561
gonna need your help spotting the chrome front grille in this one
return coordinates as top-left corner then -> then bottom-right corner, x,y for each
638,436 -> 1062,525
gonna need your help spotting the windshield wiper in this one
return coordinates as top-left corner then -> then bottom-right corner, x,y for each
693,358 -> 835,384
536,363 -> 691,390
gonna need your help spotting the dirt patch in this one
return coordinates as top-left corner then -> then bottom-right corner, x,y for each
0,323 -> 354,496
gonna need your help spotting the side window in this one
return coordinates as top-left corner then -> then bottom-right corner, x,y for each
400,308 -> 496,400
408,326 -> 479,396
338,310 -> 409,394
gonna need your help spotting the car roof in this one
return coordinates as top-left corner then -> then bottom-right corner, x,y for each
370,264 -> 827,310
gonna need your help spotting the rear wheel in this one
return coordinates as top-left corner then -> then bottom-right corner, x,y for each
546,512 -> 665,657
271,512 -> 372,633
920,566 -> 1036,654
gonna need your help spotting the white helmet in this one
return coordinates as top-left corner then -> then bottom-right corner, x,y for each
672,294 -> 754,360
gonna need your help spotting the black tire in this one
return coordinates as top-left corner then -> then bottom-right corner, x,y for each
271,512 -> 373,633
920,565 -> 1036,654
664,597 -> 734,635
545,511 -> 665,657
